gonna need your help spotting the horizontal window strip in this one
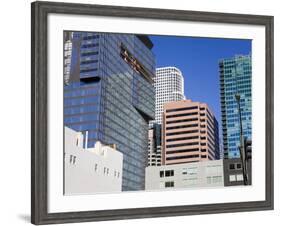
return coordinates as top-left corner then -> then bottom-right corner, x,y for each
80,68 -> 98,73
166,118 -> 198,124
166,130 -> 198,136
166,154 -> 200,160
166,136 -> 199,142
166,112 -> 198,118
81,43 -> 99,48
166,148 -> 199,154
81,51 -> 99,57
166,142 -> 199,148
82,35 -> 99,40
80,59 -> 98,65
166,124 -> 198,130
166,106 -> 198,113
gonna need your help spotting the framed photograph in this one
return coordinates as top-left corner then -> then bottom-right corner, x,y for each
31,1 -> 274,225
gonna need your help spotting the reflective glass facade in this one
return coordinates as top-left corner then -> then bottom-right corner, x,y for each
219,55 -> 252,159
64,32 -> 155,191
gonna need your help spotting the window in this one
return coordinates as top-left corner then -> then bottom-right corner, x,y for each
229,164 -> 235,170
166,154 -> 199,160
236,163 -> 242,169
69,155 -> 76,164
229,174 -> 244,182
229,175 -> 236,182
165,181 -> 174,188
94,163 -> 98,172
166,112 -> 198,118
103,167 -> 106,174
160,171 -> 164,178
236,174 -> 244,181
166,136 -> 199,142
165,170 -> 174,177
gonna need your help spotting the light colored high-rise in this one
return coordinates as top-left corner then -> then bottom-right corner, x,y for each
148,67 -> 185,166
153,66 -> 185,124
162,99 -> 220,165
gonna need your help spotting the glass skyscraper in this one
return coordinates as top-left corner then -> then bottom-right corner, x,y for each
219,55 -> 252,159
64,32 -> 155,191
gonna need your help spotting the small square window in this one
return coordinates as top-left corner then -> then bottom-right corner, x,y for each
229,175 -> 236,182
236,163 -> 242,169
165,181 -> 174,188
165,170 -> 174,177
229,164 -> 235,170
236,174 -> 244,181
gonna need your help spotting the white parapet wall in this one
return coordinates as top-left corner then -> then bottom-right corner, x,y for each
64,127 -> 123,195
145,160 -> 224,190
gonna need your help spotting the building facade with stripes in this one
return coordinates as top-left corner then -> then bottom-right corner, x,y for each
162,99 -> 220,165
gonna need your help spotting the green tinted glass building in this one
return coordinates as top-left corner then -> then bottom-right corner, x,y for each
219,55 -> 252,159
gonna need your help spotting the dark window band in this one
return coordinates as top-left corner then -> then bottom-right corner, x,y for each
166,106 -> 198,113
166,112 -> 198,118
166,154 -> 200,160
166,136 -> 199,142
166,142 -> 199,148
166,118 -> 198,124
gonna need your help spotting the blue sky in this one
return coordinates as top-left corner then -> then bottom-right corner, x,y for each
150,35 -> 251,137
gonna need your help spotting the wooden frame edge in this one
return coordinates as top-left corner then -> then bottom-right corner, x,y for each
31,1 -> 274,224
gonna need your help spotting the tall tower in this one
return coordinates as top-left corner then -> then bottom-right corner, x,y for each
153,67 -> 185,124
147,67 -> 185,166
162,99 -> 220,165
219,55 -> 252,159
64,32 -> 155,191
147,124 -> 162,166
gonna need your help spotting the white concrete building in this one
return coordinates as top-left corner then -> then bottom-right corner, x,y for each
64,127 -> 123,195
64,36 -> 72,85
153,66 -> 185,124
145,160 -> 224,190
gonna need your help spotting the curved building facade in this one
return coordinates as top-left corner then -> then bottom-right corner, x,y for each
153,67 -> 185,124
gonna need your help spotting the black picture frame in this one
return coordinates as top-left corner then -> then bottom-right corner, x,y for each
31,1 -> 274,225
